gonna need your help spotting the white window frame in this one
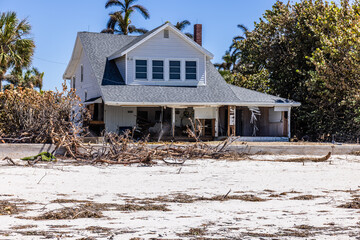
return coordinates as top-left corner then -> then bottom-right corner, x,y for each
185,60 -> 198,81
168,58 -> 183,81
134,58 -> 149,81
151,58 -> 165,81
132,57 -> 199,82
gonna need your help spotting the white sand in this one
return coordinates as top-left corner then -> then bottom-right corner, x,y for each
0,155 -> 359,239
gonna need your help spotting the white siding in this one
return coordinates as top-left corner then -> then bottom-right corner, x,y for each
126,27 -> 206,86
269,108 -> 282,123
73,49 -> 101,102
104,106 -> 137,132
115,55 -> 126,82
194,107 -> 217,119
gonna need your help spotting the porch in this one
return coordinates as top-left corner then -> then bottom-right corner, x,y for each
101,104 -> 291,142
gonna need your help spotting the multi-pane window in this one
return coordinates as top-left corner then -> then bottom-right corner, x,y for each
152,60 -> 164,80
136,60 -> 147,79
186,61 -> 197,80
169,61 -> 181,80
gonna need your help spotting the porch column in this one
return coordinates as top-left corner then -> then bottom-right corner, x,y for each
288,107 -> 291,139
171,107 -> 176,137
227,106 -> 236,136
215,107 -> 219,137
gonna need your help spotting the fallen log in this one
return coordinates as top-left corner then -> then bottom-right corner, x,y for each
282,152 -> 331,162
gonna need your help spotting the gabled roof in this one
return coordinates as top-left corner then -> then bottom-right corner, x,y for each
65,26 -> 300,107
108,22 -> 214,60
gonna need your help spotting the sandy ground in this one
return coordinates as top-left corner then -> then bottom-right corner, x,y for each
0,155 -> 359,239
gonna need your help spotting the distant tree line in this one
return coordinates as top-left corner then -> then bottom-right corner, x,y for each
216,0 -> 360,142
0,12 -> 43,91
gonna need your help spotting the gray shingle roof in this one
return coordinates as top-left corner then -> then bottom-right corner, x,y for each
78,31 -> 300,106
78,32 -> 136,85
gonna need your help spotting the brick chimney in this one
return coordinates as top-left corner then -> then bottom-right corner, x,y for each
194,24 -> 202,46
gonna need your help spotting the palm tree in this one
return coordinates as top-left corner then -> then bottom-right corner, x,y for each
215,51 -> 237,71
102,0 -> 150,35
0,12 -> 35,91
4,67 -> 44,90
102,11 -> 148,34
229,24 -> 248,52
31,67 -> 44,91
175,20 -> 193,38
215,24 -> 248,73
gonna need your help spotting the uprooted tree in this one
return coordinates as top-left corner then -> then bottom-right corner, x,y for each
0,85 -> 246,164
0,84 -> 89,144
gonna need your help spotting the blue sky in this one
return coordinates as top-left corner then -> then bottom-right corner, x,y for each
1,0 -> 279,90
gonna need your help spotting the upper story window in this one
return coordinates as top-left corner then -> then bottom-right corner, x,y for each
84,90 -> 88,101
72,76 -> 76,89
169,60 -> 181,80
136,60 -> 147,79
186,61 -> 197,80
152,60 -> 164,80
80,65 -> 84,82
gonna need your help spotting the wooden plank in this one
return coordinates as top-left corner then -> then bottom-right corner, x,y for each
89,121 -> 105,125
171,107 -> 175,137
201,119 -> 205,136
212,119 -> 215,137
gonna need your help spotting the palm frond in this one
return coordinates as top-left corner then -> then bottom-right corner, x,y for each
101,28 -> 115,34
131,4 -> 150,19
105,0 -> 125,9
237,24 -> 248,33
128,25 -> 148,34
175,20 -> 191,31
0,11 -> 34,85
185,33 -> 193,39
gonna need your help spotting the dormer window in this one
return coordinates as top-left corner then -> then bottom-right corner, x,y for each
152,60 -> 164,80
169,61 -> 181,80
132,58 -> 200,83
136,60 -> 148,79
186,61 -> 197,80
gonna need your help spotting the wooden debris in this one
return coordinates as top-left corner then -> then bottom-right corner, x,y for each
283,152 -> 331,163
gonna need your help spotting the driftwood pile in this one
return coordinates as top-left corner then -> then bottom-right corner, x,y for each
0,86 -> 244,165
62,128 -> 244,165
0,87 -> 333,165
0,85 -> 89,144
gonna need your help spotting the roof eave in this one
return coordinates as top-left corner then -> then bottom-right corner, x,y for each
103,101 -> 301,107
63,35 -> 82,80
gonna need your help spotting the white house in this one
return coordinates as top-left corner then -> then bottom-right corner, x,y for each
63,22 -> 300,141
